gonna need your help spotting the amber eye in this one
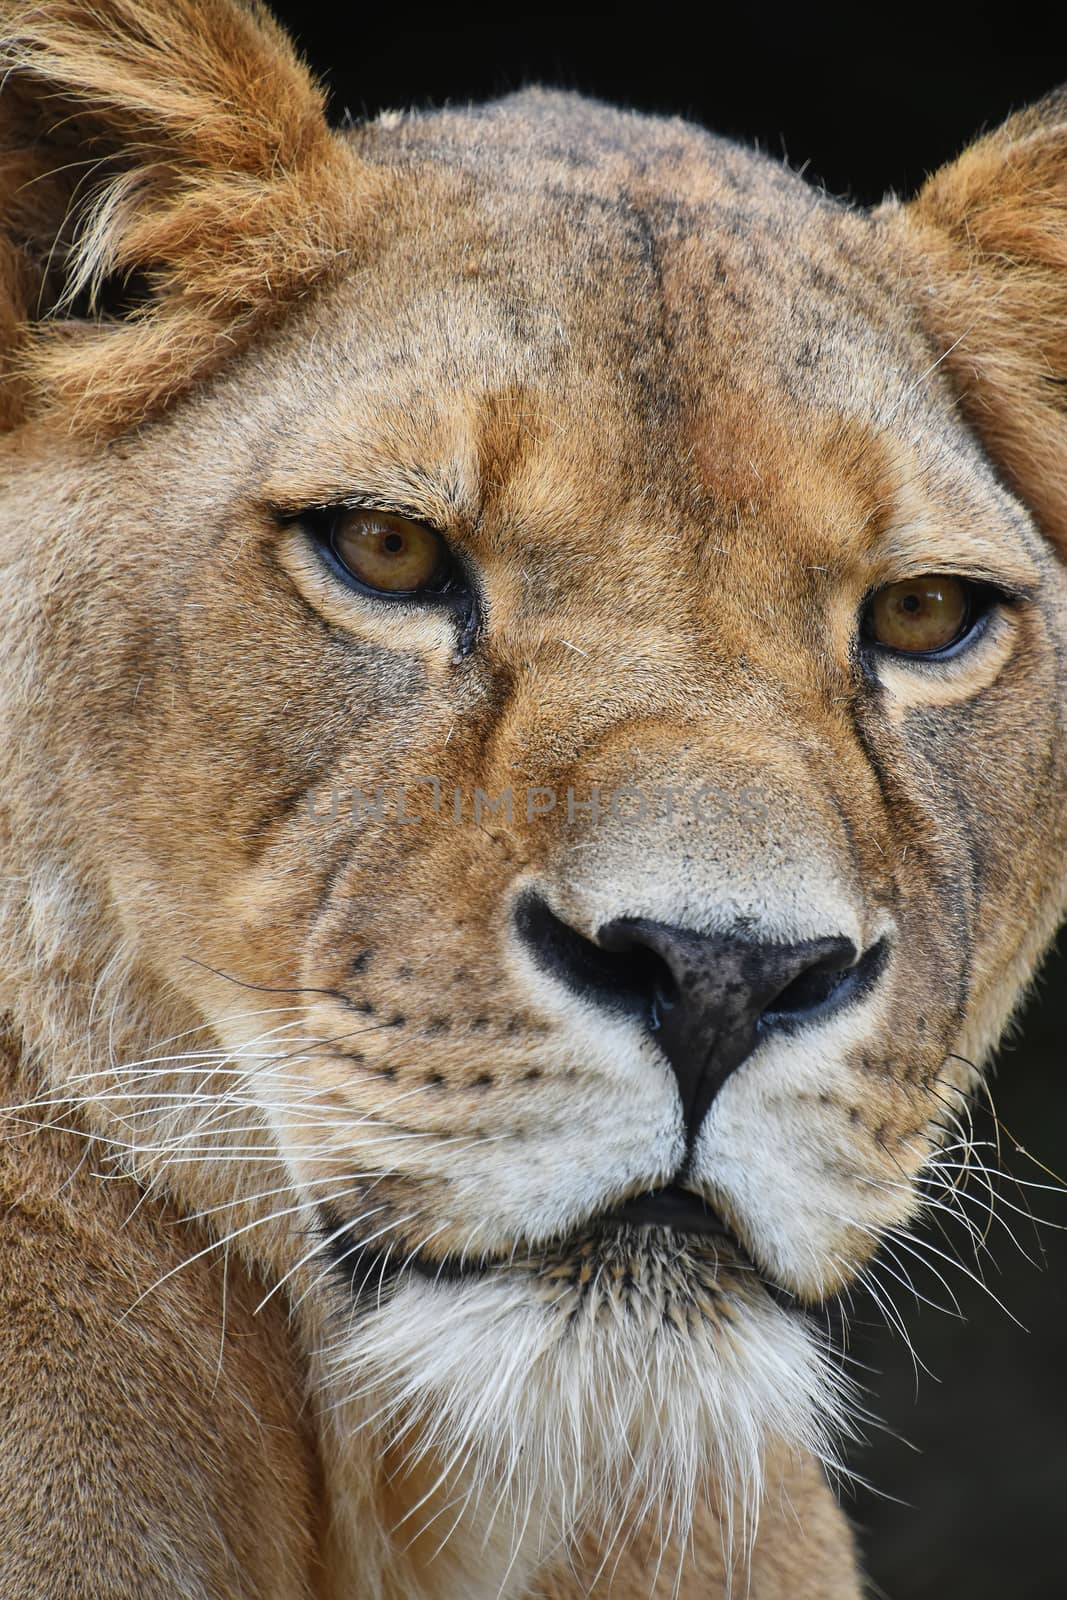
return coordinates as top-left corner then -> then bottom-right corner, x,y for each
329,509 -> 448,595
866,575 -> 974,656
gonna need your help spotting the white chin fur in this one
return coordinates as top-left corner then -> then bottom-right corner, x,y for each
324,1257 -> 851,1567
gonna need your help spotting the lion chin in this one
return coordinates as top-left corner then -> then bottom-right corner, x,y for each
328,1223 -> 847,1562
2,4 -> 1067,1599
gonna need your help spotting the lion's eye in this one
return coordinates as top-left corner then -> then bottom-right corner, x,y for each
865,575 -> 976,656
329,509 -> 449,595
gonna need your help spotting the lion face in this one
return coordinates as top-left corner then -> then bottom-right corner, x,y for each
3,7 -> 1067,1566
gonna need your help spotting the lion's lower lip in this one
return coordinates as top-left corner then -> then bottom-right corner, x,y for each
605,1184 -> 733,1236
406,1188 -> 746,1288
322,1187 -> 758,1300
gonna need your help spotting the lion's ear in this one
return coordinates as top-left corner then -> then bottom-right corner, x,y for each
0,0 -> 380,433
890,90 -> 1067,553
895,95 -> 1067,556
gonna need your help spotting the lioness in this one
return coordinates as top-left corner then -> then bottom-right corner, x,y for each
1,4 -> 1064,1596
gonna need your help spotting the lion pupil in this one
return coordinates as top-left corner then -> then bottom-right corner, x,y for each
383,532 -> 404,553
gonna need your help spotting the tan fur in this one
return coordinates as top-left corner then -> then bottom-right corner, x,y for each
0,0 -> 386,430
1,4 -> 1065,1596
0,1035 -> 322,1599
889,90 -> 1067,554
536,1452 -> 859,1599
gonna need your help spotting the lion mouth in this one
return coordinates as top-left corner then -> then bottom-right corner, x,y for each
605,1183 -> 736,1237
319,1183 -> 768,1306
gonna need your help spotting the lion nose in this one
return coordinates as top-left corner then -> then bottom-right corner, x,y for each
515,893 -> 875,1146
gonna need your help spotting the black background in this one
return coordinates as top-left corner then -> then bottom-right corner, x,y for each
271,11 -> 1067,1596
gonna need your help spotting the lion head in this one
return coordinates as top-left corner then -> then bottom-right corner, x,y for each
1,4 -> 1065,1591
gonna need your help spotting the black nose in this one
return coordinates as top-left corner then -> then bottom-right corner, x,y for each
515,893 -> 882,1146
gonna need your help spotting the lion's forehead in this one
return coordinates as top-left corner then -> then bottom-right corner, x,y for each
348,91 -> 920,382
207,101 -> 1030,631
